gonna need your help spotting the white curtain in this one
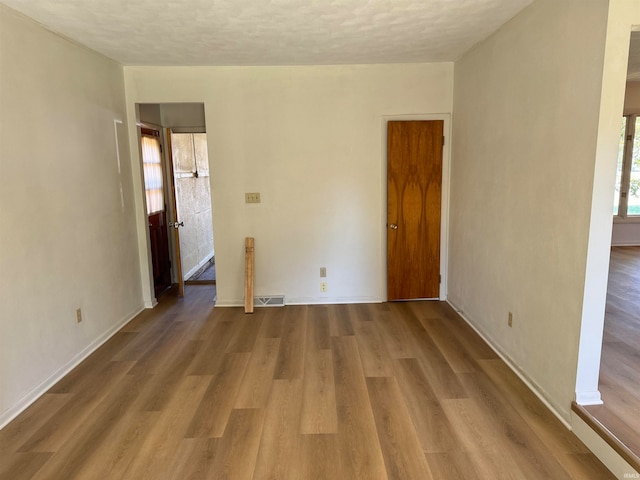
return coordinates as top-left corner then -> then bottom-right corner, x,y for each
141,135 -> 164,214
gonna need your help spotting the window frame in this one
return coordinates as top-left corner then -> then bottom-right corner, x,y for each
614,114 -> 640,222
140,127 -> 165,216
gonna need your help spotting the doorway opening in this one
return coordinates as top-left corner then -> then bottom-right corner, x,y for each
137,102 -> 216,302
590,56 -> 640,459
574,29 -> 640,468
170,132 -> 216,287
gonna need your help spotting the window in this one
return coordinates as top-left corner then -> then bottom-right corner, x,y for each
141,131 -> 164,215
614,115 -> 640,217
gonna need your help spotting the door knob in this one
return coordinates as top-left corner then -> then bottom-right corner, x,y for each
389,224 -> 398,230
173,221 -> 184,229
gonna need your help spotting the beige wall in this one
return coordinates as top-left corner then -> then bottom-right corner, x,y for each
138,103 -> 162,126
124,63 -> 453,306
0,5 -> 142,426
161,103 -> 206,133
623,81 -> 640,114
450,0 -> 608,423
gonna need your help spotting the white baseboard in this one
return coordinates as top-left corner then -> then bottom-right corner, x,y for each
215,296 -> 382,308
446,299 -> 572,431
285,296 -> 382,305
575,390 -> 603,406
214,299 -> 244,308
0,305 -> 145,430
572,412 -> 638,478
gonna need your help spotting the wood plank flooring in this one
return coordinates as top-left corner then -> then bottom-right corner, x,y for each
582,246 -> 640,466
0,286 -> 614,479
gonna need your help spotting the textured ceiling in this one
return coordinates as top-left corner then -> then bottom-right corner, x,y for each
1,0 -> 532,66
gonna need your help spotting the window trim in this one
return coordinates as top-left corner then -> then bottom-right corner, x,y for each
615,114 -> 640,220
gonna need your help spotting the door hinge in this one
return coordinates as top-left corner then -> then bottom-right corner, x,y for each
442,136 -> 445,146
159,144 -> 163,153
439,274 -> 442,284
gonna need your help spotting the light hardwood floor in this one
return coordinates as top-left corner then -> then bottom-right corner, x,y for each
0,286 -> 614,479
582,246 -> 640,466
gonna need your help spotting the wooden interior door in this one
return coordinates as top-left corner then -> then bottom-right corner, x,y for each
141,128 -> 172,298
166,129 -> 185,297
387,120 -> 443,300
149,211 -> 172,297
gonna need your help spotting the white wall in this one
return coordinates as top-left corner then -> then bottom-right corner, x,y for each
612,220 -> 640,245
0,5 -> 142,427
124,63 -> 453,306
450,0 -> 609,423
612,81 -> 640,246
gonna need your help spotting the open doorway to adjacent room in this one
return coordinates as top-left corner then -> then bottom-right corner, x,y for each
170,131 -> 216,286
580,31 -> 640,464
137,102 -> 216,302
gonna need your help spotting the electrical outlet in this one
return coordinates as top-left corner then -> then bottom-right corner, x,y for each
76,308 -> 83,323
245,192 -> 261,204
508,312 -> 513,327
320,282 -> 328,292
320,267 -> 327,278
